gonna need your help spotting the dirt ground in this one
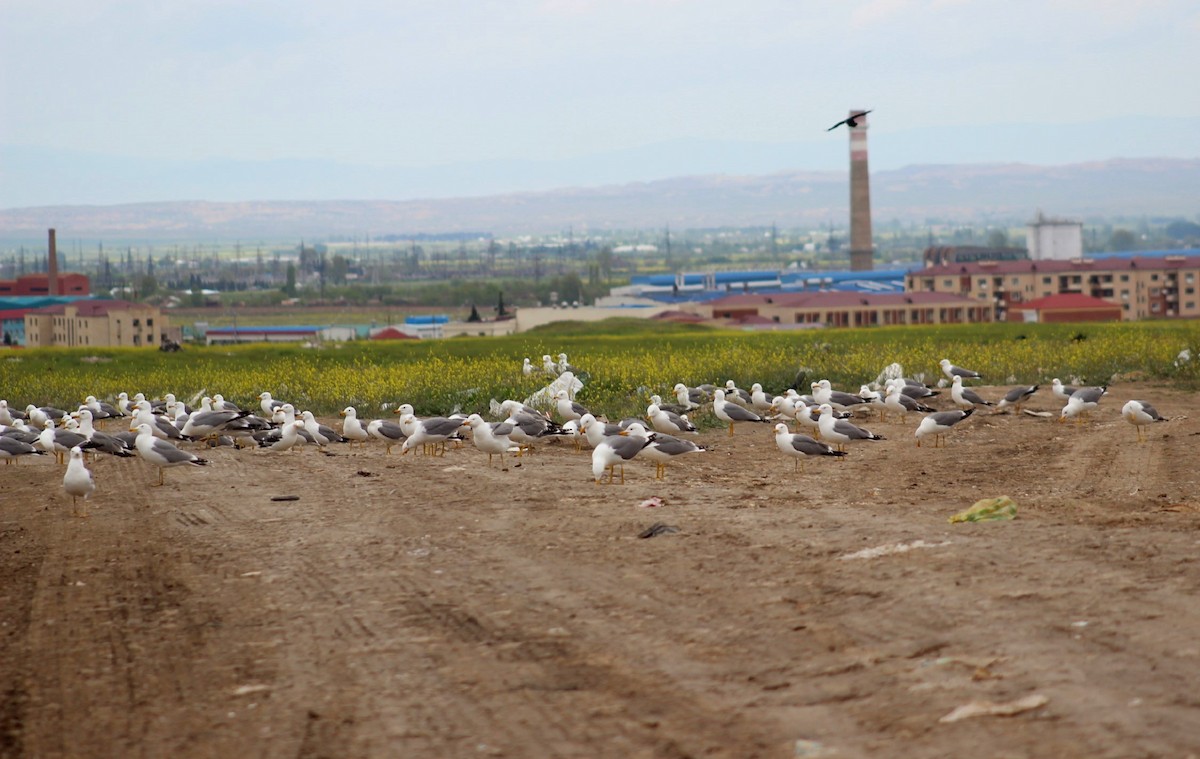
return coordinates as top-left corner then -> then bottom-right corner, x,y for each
2,383 -> 1200,759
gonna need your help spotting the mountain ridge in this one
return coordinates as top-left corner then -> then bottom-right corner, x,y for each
1,157 -> 1197,241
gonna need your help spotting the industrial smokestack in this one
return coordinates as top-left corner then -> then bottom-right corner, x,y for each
47,228 -> 58,295
847,110 -> 874,272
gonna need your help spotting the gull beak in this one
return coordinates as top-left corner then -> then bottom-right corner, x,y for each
618,429 -> 630,436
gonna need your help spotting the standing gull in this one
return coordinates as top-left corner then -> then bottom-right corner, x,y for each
1122,400 -> 1168,442
591,429 -> 654,484
951,376 -> 994,409
915,408 -> 975,448
623,422 -> 705,481
816,403 -> 885,453
462,413 -> 517,467
134,423 -> 209,485
713,389 -> 769,436
773,423 -> 846,472
63,446 -> 96,517
366,419 -> 407,454
339,407 -> 370,448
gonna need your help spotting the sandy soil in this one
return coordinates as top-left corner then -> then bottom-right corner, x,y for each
2,383 -> 1200,759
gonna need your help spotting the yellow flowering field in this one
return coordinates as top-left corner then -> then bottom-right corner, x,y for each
3,321 -> 1198,420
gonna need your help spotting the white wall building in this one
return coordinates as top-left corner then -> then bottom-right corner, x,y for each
1027,211 -> 1083,261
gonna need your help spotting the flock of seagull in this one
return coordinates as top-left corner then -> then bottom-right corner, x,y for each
0,353 -> 1173,512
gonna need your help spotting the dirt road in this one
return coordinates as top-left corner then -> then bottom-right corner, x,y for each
2,384 -> 1199,758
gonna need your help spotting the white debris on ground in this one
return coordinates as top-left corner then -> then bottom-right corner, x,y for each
838,539 -> 952,561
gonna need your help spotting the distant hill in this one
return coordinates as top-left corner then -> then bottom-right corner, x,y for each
1,158 -> 1197,241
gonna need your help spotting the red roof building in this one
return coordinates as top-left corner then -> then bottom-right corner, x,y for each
0,273 -> 89,296
1008,293 -> 1122,323
369,326 -> 418,340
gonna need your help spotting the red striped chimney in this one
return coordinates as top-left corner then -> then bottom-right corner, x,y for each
847,110 -> 874,272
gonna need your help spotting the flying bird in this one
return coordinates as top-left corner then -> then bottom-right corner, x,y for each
826,110 -> 872,131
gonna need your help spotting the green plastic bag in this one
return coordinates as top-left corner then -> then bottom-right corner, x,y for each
949,496 -> 1018,523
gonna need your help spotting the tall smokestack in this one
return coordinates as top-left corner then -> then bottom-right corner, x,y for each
847,110 -> 874,272
47,228 -> 59,295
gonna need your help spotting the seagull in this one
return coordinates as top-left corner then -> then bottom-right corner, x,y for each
557,353 -> 577,375
915,408 -> 975,448
301,410 -> 345,447
859,384 -> 887,421
258,419 -> 306,452
366,419 -> 407,454
749,383 -> 775,414
522,358 -> 534,377
72,409 -> 134,457
398,414 -> 465,456
463,413 -> 518,467
648,394 -> 689,417
542,354 -> 558,376
826,110 -> 872,131
1059,386 -> 1108,424
622,423 -> 705,480
63,446 -> 96,517
672,383 -> 706,414
646,403 -> 697,435
951,376 -> 994,409
773,423 -> 846,472
883,383 -> 934,421
258,391 -> 285,417
591,428 -> 654,484
1122,400 -> 1167,442
579,413 -> 623,450
723,380 -> 753,407
816,403 -> 885,452
181,404 -> 251,441
900,380 -> 940,400
0,400 -> 26,425
0,435 -> 46,464
554,389 -> 590,423
997,384 -> 1040,413
134,423 -> 209,485
811,379 -> 870,411
713,389 -> 769,436
940,358 -> 982,381
37,419 -> 96,464
84,395 -> 123,420
1051,378 -> 1078,402
339,406 -> 370,448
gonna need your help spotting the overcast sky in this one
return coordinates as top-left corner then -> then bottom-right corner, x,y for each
2,0 -> 1198,203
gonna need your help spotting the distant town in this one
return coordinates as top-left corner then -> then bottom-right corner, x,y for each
3,209 -> 1200,351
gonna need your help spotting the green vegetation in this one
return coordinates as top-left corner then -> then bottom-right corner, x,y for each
4,320 -> 1198,420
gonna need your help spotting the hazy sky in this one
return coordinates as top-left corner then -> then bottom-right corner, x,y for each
3,0 -> 1199,201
